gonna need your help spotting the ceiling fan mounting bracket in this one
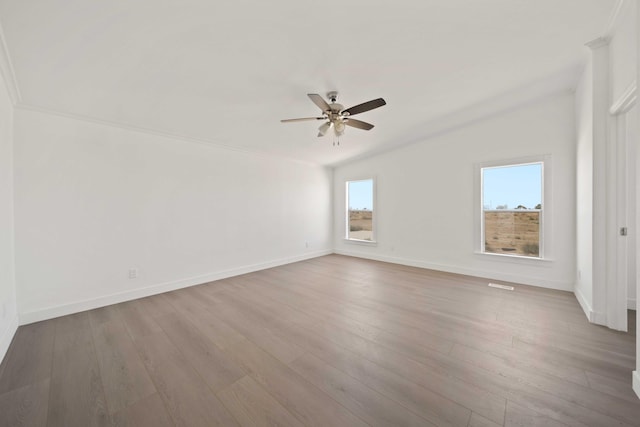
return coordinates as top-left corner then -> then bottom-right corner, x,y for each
327,91 -> 339,103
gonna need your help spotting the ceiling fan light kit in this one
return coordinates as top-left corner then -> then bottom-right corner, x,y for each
281,92 -> 386,144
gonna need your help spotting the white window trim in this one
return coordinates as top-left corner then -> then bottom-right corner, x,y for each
474,155 -> 553,261
344,177 -> 377,244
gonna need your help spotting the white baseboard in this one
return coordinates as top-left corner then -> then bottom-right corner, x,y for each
333,249 -> 573,291
572,287 -> 608,325
575,286 -> 595,322
19,249 -> 332,325
591,310 -> 608,325
629,298 -> 637,310
0,314 -> 19,366
633,371 -> 640,400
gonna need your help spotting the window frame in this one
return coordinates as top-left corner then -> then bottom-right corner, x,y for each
475,155 -> 552,262
345,177 -> 377,244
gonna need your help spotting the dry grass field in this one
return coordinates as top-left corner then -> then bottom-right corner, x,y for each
349,210 -> 373,240
484,210 -> 539,257
346,209 -> 538,252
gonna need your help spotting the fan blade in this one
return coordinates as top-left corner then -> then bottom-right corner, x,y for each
281,117 -> 325,123
342,98 -> 386,116
345,118 -> 374,130
317,122 -> 332,137
308,94 -> 331,112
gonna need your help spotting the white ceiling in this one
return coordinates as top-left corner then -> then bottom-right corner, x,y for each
0,0 -> 617,166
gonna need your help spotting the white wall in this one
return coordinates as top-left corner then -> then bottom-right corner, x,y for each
0,69 -> 16,363
333,93 -> 576,291
575,62 -> 594,310
13,108 -> 332,323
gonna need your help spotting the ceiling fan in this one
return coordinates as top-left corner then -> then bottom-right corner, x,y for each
281,91 -> 386,139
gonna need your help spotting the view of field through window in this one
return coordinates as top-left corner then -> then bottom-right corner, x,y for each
482,163 -> 542,257
347,179 -> 373,241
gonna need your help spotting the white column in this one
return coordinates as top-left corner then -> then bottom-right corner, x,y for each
586,37 -> 610,326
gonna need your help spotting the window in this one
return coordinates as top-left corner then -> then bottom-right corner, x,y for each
346,178 -> 375,242
481,162 -> 543,258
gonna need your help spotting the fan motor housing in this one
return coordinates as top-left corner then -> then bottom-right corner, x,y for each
280,92 -> 385,137
326,91 -> 343,113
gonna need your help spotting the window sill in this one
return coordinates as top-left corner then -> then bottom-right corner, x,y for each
474,251 -> 553,265
344,238 -> 377,246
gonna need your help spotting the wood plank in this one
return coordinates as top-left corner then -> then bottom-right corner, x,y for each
110,393 -> 174,427
88,305 -> 121,326
217,375 -> 304,427
215,294 -> 472,427
515,328 -> 636,368
162,288 -> 211,313
412,342 -> 634,427
512,335 -> 632,383
249,271 -> 516,349
91,319 -> 156,414
47,313 -> 110,427
54,311 -> 92,337
211,302 -> 306,364
179,304 -> 246,350
154,312 -> 245,393
0,378 -> 49,427
504,400 -> 567,427
134,331 -> 238,427
136,294 -> 176,319
226,283 -> 458,355
449,332 -> 590,387
450,342 -> 640,426
118,300 -> 163,340
289,352 -> 438,427
585,370 -> 640,404
247,259 -> 638,426
225,282 -> 507,425
0,321 -> 55,394
285,323 -> 471,427
0,254 -> 637,426
468,412 -> 502,427
223,338 -> 369,427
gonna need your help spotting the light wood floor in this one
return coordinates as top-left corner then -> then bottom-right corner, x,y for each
0,254 -> 638,426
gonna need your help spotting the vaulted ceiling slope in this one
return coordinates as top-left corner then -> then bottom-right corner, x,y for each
0,0 -> 617,165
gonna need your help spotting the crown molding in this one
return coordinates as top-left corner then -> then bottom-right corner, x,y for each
610,81 -> 637,115
14,102 -> 322,167
583,0 -> 623,48
0,20 -> 20,104
585,36 -> 610,49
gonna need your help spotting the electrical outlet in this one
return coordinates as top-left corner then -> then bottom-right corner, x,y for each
128,268 -> 139,279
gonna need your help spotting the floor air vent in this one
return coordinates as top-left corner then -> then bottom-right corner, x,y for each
488,283 -> 514,291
